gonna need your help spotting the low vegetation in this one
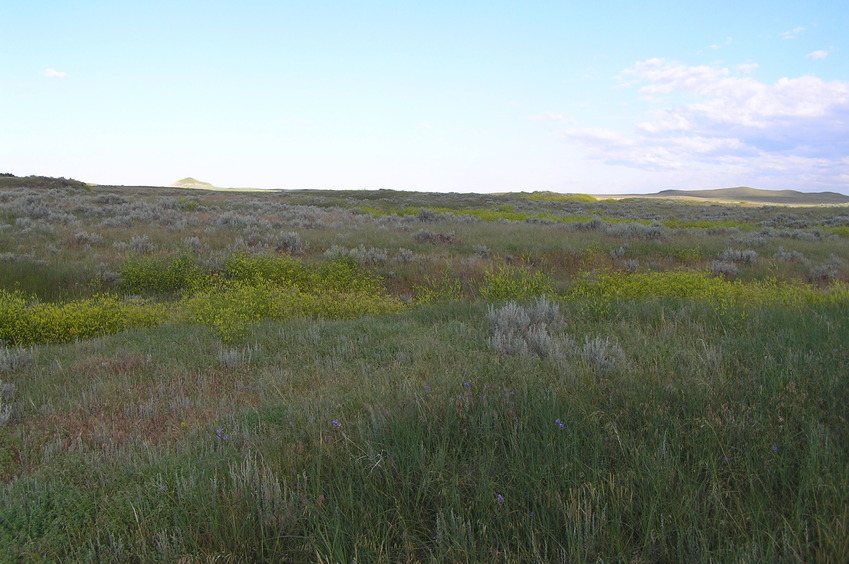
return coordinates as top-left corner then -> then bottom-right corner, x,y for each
1,178 -> 848,561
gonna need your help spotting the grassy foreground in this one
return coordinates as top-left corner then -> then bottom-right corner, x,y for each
1,180 -> 848,562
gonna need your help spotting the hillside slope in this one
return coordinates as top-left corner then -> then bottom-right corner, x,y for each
656,187 -> 849,205
170,177 -> 214,188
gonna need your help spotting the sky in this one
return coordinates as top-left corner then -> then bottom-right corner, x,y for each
2,1 -> 848,194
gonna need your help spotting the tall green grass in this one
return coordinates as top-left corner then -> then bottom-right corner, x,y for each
0,261 -> 96,301
2,297 -> 847,561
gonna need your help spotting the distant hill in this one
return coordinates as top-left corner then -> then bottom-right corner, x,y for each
650,187 -> 849,205
171,177 -> 214,188
0,174 -> 88,190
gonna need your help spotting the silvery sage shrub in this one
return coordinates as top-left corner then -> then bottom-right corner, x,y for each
395,248 -> 415,263
129,235 -> 155,254
73,231 -> 104,246
609,246 -> 626,260
217,343 -> 258,369
324,244 -> 388,265
774,247 -> 807,263
709,260 -> 739,278
0,387 -> 11,428
718,248 -> 758,264
0,378 -> 16,427
487,297 -> 566,358
0,347 -> 33,372
808,264 -> 838,284
581,336 -> 626,373
182,236 -> 207,254
272,231 -> 305,255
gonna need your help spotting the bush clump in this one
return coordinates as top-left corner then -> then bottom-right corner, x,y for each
0,290 -> 167,347
581,335 -> 626,373
487,297 -> 566,358
718,248 -> 758,264
808,264 -> 838,285
0,347 -> 33,373
774,247 -> 807,263
180,280 -> 403,344
478,267 -> 553,301
120,255 -> 210,294
223,254 -> 383,294
323,244 -> 388,265
412,229 -> 457,245
709,260 -> 739,278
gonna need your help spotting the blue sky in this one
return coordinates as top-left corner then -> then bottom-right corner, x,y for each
2,1 -> 848,193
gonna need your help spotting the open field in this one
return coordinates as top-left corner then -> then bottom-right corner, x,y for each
1,178 -> 848,561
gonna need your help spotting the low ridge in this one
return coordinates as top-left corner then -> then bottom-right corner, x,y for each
653,187 -> 849,205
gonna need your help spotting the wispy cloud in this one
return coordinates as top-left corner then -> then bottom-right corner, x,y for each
41,68 -> 68,78
565,58 -> 849,188
807,50 -> 829,60
737,63 -> 759,73
780,26 -> 805,40
709,37 -> 733,49
417,122 -> 434,129
527,112 -> 574,124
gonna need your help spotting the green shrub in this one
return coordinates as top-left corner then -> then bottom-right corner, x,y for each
223,254 -> 382,294
477,267 -> 553,301
223,253 -> 310,288
413,273 -> 464,304
0,290 -> 167,346
120,255 -> 210,294
566,270 -> 849,312
179,280 -> 404,344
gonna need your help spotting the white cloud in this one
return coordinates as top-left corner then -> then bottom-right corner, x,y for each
709,37 -> 733,49
565,58 -> 849,189
41,68 -> 68,78
417,122 -> 434,129
619,58 -> 733,99
807,50 -> 829,60
527,112 -> 574,123
737,63 -> 759,73
781,26 -> 805,40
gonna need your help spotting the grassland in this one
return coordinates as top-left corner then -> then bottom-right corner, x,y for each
1,178 -> 848,562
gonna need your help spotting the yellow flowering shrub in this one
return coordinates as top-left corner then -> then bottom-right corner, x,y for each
412,274 -> 464,304
121,255 -> 211,294
565,270 -> 849,313
0,290 -> 168,346
223,253 -> 383,294
477,266 -> 554,301
178,279 -> 403,343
